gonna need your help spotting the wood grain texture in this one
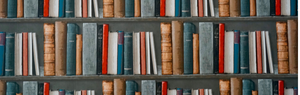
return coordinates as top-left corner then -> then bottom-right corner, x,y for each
219,0 -> 229,17
17,0 -> 23,18
219,79 -> 230,95
276,21 -> 289,74
44,23 -> 55,76
193,34 -> 199,74
0,0 -> 7,18
161,22 -> 172,75
55,21 -> 67,76
250,0 -> 256,16
103,0 -> 114,17
103,80 -> 113,95
76,34 -> 82,75
114,0 -> 125,17
287,20 -> 298,74
172,21 -> 183,75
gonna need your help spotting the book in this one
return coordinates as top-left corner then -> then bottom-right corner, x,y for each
103,0 -> 114,17
155,0 -> 160,17
261,31 -> 267,73
160,0 -> 165,16
230,0 -> 241,17
183,22 -> 195,74
150,32 -> 157,74
4,33 -> 14,76
133,32 -> 141,74
287,20 -> 298,74
240,31 -> 249,74
290,0 -> 297,16
199,89 -> 204,95
44,23 -> 55,76
44,0 -> 49,17
181,0 -> 190,17
250,0 -> 256,16
281,0 -> 290,16
293,87 -> 297,95
117,31 -> 124,75
141,0 -> 155,17
284,88 -> 294,95
162,81 -> 167,95
165,0 -> 175,16
102,24 -> 109,75
66,23 -> 79,76
0,0 -> 7,18
82,23 -> 97,75
81,90 -> 87,95
270,0 -> 275,16
192,89 -> 198,95
87,0 -> 92,17
102,81 -> 113,95
219,79 -> 230,95
93,0 -> 99,17
240,0 -> 249,17
252,91 -> 258,95
177,88 -> 183,95
156,82 -> 162,95
115,0 -> 125,17
38,83 -> 43,95
0,32 -> 4,76
140,32 -> 146,75
242,79 -> 254,95
256,0 -> 270,16
161,22 -> 172,75
134,0 -> 141,17
135,92 -> 141,95
224,31 -> 234,74
258,79 -> 273,95
233,30 -> 239,74
74,91 -> 81,95
249,31 -> 257,73
141,80 -> 156,95
6,82 -> 19,95
50,90 -> 59,95
199,22 -> 213,74
76,34 -> 82,75
82,0 -> 87,17
231,78 -> 242,95
15,33 -> 22,76
203,0 -> 208,16
193,34 -> 199,74
24,0 -> 38,17
278,80 -> 284,95
146,32 -> 150,74
198,0 -> 203,17
49,0 -> 59,17
126,81 -> 138,95
191,0 -> 198,16
183,89 -> 191,95
108,32 -> 118,75
218,23 -> 225,74
276,22 -> 288,74
114,79 -> 126,95
23,32 -> 28,76
55,21 -> 67,76
28,33 -> 33,76
219,0 -> 229,17
23,81 -> 38,95
208,0 -> 214,16
17,0 -> 23,18
168,89 -> 177,95
75,0 -> 82,17
174,0 -> 180,17
44,82 -> 49,95
65,90 -> 74,95
65,0 -> 74,17
256,31 -> 262,74
97,25 -> 103,75
7,0 -> 17,18
58,0 -> 64,17
273,81 -> 278,95
125,0 -> 134,17
172,21 -> 184,75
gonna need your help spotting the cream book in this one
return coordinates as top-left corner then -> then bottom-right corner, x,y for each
261,31 -> 267,73
224,31 -> 234,73
75,0 -> 82,17
133,32 -> 141,74
28,32 -> 33,76
249,31 -> 257,73
146,32 -> 151,74
88,0 -> 92,17
93,0 -> 99,17
191,0 -> 198,16
165,0 -> 175,16
265,31 -> 274,73
33,33 -> 39,75
281,0 -> 290,16
107,32 -> 118,75
15,33 -> 22,76
150,32 -> 157,74
49,0 -> 59,17
203,0 -> 208,16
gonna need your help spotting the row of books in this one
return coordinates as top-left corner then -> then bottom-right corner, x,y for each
0,0 -> 297,18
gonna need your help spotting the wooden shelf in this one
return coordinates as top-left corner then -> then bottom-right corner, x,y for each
0,74 -> 296,81
0,16 -> 297,22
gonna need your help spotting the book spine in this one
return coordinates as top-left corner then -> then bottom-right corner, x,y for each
240,0 -> 249,16
290,0 -> 297,16
38,83 -> 44,95
162,81 -> 167,95
242,79 -> 255,95
141,0 -> 155,17
76,34 -> 82,75
140,32 -> 146,75
199,22 -> 213,74
134,0 -> 141,17
22,32 -> 28,76
0,0 -> 7,18
174,0 -> 180,17
233,30 -> 240,74
150,32 -> 157,75
125,0 -> 134,17
224,31 -> 234,73
273,81 -> 278,95
97,25 -> 103,75
165,0 -> 175,16
107,32 -> 118,74
6,82 -> 19,95
38,0 -> 44,17
181,0 -> 190,17
44,0 -> 49,17
124,32 -> 133,75
44,23 -> 55,76
161,23 -> 172,75
88,0 -> 92,17
117,31 -> 124,75
65,0 -> 74,17
24,0 -> 38,18
146,32 -> 151,74
270,0 -> 275,16
249,31 -> 257,73
5,33 -> 14,76
15,33 -> 22,76
141,80 -> 156,95
102,24 -> 109,75
0,32 -> 4,76
160,0 -> 165,16
261,31 -> 267,73
156,82 -> 162,95
208,0 -> 214,16
219,0 -> 229,17
114,0 -> 125,17
177,88 -> 183,95
59,89 -> 65,95
256,31 -> 262,74
230,0 -> 241,17
250,0 -> 256,16
17,0 -> 23,18
55,21 -> 67,76
265,31 -> 274,74
114,79 -> 126,95
218,23 -> 225,74
126,81 -> 138,95
49,0 -> 59,17
294,87 -> 297,95
258,79 -> 273,95
213,24 -> 219,74
103,0 -> 114,17
219,79 -> 230,95
240,31 -> 249,74
287,20 -> 298,74
75,0 -> 82,17
183,89 -> 191,95
276,22 -> 289,74
191,0 -> 198,16
133,32 -> 140,74
102,81 -> 113,95
82,23 -> 97,75
28,32 -> 33,76
155,0 -> 160,16
275,0 -> 281,15
231,78 -> 242,95
193,34 -> 199,74
66,23 -> 79,76
81,90 -> 87,95
172,21 -> 184,75
256,0 -> 270,16
203,0 -> 208,16
198,0 -> 203,17
7,0 -> 17,18
183,23 -> 195,74
82,0 -> 87,17
44,82 -> 50,95
93,0 -> 99,17
278,80 -> 284,95
23,81 -> 38,95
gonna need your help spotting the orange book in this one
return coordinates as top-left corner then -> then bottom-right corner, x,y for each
22,32 -> 28,76
140,32 -> 146,75
82,0 -> 88,18
198,0 -> 204,17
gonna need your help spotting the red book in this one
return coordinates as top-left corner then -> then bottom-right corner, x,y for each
275,0 -> 281,16
162,81 -> 168,95
140,32 -> 146,75
44,0 -> 49,17
256,31 -> 262,74
81,90 -> 87,95
82,0 -> 88,18
160,0 -> 166,16
102,24 -> 109,75
199,89 -> 204,95
22,32 -> 28,76
218,23 -> 225,74
278,80 -> 284,95
198,0 -> 204,17
44,82 -> 50,95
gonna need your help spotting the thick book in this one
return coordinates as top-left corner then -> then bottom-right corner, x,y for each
141,0 -> 155,17
168,89 -> 177,95
38,0 -> 44,17
231,78 -> 242,95
278,80 -> 284,95
24,0 -> 38,17
165,0 -> 175,16
266,31 -> 274,73
65,0 -> 74,17
17,0 -> 23,18
199,22 -> 213,74
0,0 -> 7,18
146,32 -> 151,74
287,20 -> 298,74
150,32 -> 157,74
250,0 -> 256,16
240,0 -> 249,16
125,0 -> 134,17
82,23 -> 97,75
219,79 -> 230,95
218,23 -> 225,74
5,33 -> 14,76
55,21 -> 67,76
233,30 -> 240,74
74,0 -> 82,17
172,21 -> 184,75
249,31 -> 257,73
126,81 -> 138,95
230,0 -> 240,17
181,0 -> 190,17
23,81 -> 38,95
103,0 -> 114,17
191,0 -> 198,16
114,0 -> 125,17
6,82 -> 19,95
240,31 -> 249,74
76,34 -> 82,75
242,79 -> 255,95
290,0 -> 297,16
44,0 -> 49,17
198,0 -> 203,17
117,31 -> 124,75
213,24 -> 219,74
162,81 -> 167,95
7,0 -> 17,18
224,31 -> 234,74
66,23 -> 79,76
23,32 -> 28,76
156,82 -> 162,95
15,33 -> 22,76
183,22 -> 195,74
102,24 -> 109,75
219,0 -> 229,17
114,79 -> 126,95
28,33 -> 33,76
273,81 -> 278,95
44,82 -> 50,95
276,22 -> 288,74
108,32 -> 118,75
0,32 -> 4,76
261,31 -> 267,73
38,83 -> 43,95
193,34 -> 199,74
161,23 -> 172,75
97,25 -> 103,75
58,0 -> 64,17
140,32 -> 146,75
281,0 -> 290,16
256,0 -> 270,16
49,0 -> 59,17
258,79 -> 273,95
82,0 -> 87,18
174,0 -> 180,17
141,80 -> 156,95
256,31 -> 262,74
134,0 -> 141,17
102,81 -> 113,95
160,0 -> 165,16
133,32 -> 140,74
44,23 -> 55,76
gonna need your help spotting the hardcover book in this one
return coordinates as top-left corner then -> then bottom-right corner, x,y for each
160,0 -> 165,16
75,0 -> 82,17
126,81 -> 138,95
66,23 -> 79,75
7,0 -> 17,18
218,23 -> 225,74
65,0 -> 74,17
240,0 -> 249,16
165,0 -> 175,16
198,0 -> 203,17
114,0 -> 125,17
172,21 -> 184,75
240,31 -> 249,74
114,79 -> 126,95
102,81 -> 113,95
276,22 -> 289,74
150,32 -> 158,74
191,0 -> 198,16
5,33 -> 14,76
23,81 -> 38,95
199,22 -> 214,74
76,34 -> 82,75
24,0 -> 38,17
256,0 -> 270,16
133,32 -> 140,74
17,0 -> 24,18
82,23 -> 97,75
125,0 -> 134,17
281,0 -> 290,15
231,78 -> 242,95
141,80 -> 156,95
140,32 -> 146,75
224,31 -> 234,74
28,33 -> 33,76
6,82 -> 19,95
256,31 -> 262,74
233,30 -> 240,74
219,0 -> 229,17
193,34 -> 199,74
146,32 -> 151,74
15,33 -> 22,76
44,23 -> 55,76
44,0 -> 49,17
0,0 -> 7,18
174,0 -> 180,17
162,81 -> 167,95
134,0 -> 141,17
249,31 -> 257,73
49,0 -> 59,17
261,31 -> 267,73
141,0 -> 155,17
103,0 -> 114,17
82,0 -> 87,17
161,23 -> 172,75
97,25 -> 103,75
108,32 -> 118,75
242,79 -> 255,95
117,31 -> 124,75
102,24 -> 109,74
258,79 -> 273,95
155,0 -> 160,17
230,0 -> 241,17
181,0 -> 190,17
183,23 -> 195,74
287,20 -> 298,74
219,79 -> 230,95
0,32 -> 4,76
250,0 -> 256,16
23,32 -> 28,76
55,21 -> 67,76
58,0 -> 64,17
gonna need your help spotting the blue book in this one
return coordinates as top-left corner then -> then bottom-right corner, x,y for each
117,31 -> 124,75
126,80 -> 138,95
177,88 -> 183,94
240,0 -> 250,17
4,33 -> 14,76
234,30 -> 240,74
0,32 -> 5,76
6,82 -> 19,95
125,0 -> 134,17
242,79 -> 255,95
183,89 -> 191,95
183,23 -> 195,74
65,0 -> 74,17
66,23 -> 79,76
59,0 -> 65,17
240,31 -> 249,74
181,0 -> 190,17
291,0 -> 297,16
175,0 -> 181,17
7,0 -> 17,18
65,90 -> 74,95
124,32 -> 133,75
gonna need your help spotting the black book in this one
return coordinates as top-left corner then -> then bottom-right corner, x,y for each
97,25 -> 103,75
155,0 -> 160,17
213,24 -> 219,74
273,81 -> 278,95
270,0 -> 275,16
38,0 -> 44,17
156,82 -> 162,95
38,83 -> 44,95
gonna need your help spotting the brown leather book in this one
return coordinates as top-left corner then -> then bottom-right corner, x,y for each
114,0 -> 125,17
44,23 -> 55,76
161,22 -> 173,75
55,21 -> 67,76
219,79 -> 230,95
172,21 -> 183,75
230,77 -> 242,95
229,0 -> 240,17
114,79 -> 126,95
250,0 -> 256,16
135,92 -> 141,95
16,93 -> 22,95
219,0 -> 229,17
22,32 -> 28,76
103,80 -> 114,95
103,0 -> 114,17
251,90 -> 257,95
199,89 -> 204,95
0,0 -> 7,18
0,80 -> 5,95
134,0 -> 141,17
76,34 -> 83,75
288,20 -> 298,74
276,21 -> 289,74
17,0 -> 23,18
193,34 -> 199,74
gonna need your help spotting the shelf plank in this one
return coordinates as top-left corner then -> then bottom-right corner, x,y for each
0,17 -> 297,22
0,74 -> 296,80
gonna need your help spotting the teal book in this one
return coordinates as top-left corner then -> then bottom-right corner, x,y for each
240,31 -> 249,74
7,0 -> 17,18
65,90 -> 74,95
126,80 -> 138,95
65,0 -> 74,17
233,30 -> 240,74
59,0 -> 65,17
4,33 -> 14,76
124,32 -> 133,75
175,0 -> 181,16
117,31 -> 124,75
0,32 -> 5,76
66,23 -> 79,76
125,0 -> 134,17
183,23 -> 195,74
6,82 -> 19,95
181,0 -> 190,17
240,0 -> 250,16
242,79 -> 255,95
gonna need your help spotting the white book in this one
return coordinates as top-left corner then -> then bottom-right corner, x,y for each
261,31 -> 267,73
146,32 -> 151,74
265,31 -> 273,73
208,89 -> 212,95
281,0 -> 290,16
49,0 -> 59,17
75,90 -> 81,95
167,89 -> 177,95
50,90 -> 59,95
75,0 -> 82,17
249,31 -> 257,73
91,90 -> 95,95
133,32 -> 141,74
107,32 -> 118,75
87,90 -> 91,95
284,88 -> 294,95
15,33 -> 22,76
93,0 -> 99,17
88,0 -> 92,17
204,89 -> 209,95
149,32 -> 157,74
208,0 -> 214,16
192,89 -> 199,95
224,31 -> 234,74
28,32 -> 33,76
32,33 -> 39,75
165,0 -> 175,16
191,0 -> 198,16
203,0 -> 208,16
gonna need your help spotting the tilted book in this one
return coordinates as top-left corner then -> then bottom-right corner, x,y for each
150,32 -> 157,74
